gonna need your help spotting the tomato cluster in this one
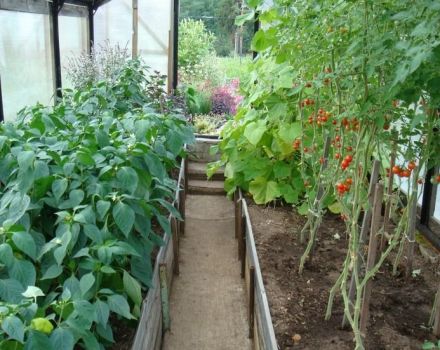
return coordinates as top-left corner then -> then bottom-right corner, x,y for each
292,138 -> 301,150
341,154 -> 353,171
388,161 -> 417,178
301,98 -> 315,107
336,177 -> 353,195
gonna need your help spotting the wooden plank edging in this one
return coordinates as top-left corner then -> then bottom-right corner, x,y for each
239,190 -> 278,350
131,157 -> 186,350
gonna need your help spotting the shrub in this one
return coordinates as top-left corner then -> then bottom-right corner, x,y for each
211,79 -> 243,115
65,41 -> 129,88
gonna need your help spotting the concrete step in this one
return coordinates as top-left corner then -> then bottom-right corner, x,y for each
188,162 -> 225,181
188,179 -> 226,196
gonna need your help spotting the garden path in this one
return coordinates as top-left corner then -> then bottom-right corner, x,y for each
162,193 -> 252,350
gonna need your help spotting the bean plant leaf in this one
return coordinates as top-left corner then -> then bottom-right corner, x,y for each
112,202 -> 135,237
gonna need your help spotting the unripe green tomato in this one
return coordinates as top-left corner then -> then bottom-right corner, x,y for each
30,318 -> 54,334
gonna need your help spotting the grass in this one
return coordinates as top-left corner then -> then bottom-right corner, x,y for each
215,55 -> 253,83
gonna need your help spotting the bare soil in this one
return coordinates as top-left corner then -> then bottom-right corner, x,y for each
248,201 -> 439,350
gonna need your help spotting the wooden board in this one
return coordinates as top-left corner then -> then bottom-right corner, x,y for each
132,158 -> 186,349
240,190 -> 278,350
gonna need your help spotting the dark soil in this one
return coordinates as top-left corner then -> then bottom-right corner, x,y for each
248,202 -> 439,350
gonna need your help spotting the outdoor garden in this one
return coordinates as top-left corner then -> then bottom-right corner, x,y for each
0,0 -> 438,349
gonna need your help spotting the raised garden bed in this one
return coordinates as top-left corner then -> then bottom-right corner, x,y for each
243,199 -> 439,350
130,157 -> 187,350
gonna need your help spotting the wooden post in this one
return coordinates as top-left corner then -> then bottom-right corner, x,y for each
132,0 -> 139,58
343,160 -> 381,328
179,189 -> 185,236
249,265 -> 255,339
241,216 -> 246,278
380,144 -> 396,251
184,157 -> 189,196
360,183 -> 384,335
433,283 -> 440,336
234,190 -> 239,240
405,192 -> 418,278
171,216 -> 179,275
159,264 -> 171,331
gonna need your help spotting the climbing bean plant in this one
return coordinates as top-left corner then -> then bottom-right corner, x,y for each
213,0 -> 440,348
0,60 -> 194,349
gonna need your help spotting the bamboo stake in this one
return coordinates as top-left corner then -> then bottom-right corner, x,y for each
360,182 -> 384,335
342,159 -> 380,328
405,191 -> 418,278
380,143 -> 396,251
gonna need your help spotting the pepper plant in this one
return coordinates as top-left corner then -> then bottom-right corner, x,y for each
0,60 -> 194,349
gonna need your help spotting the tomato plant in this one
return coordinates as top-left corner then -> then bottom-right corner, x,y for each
214,0 -> 440,348
0,60 -> 194,349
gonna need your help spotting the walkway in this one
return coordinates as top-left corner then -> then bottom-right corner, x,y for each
162,193 -> 252,350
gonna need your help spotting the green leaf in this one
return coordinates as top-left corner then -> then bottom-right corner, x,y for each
117,167 -> 139,194
278,122 -> 301,144
235,11 -> 255,26
49,328 -> 74,350
123,270 -> 142,306
113,202 -> 135,237
0,244 -> 14,267
24,330 -> 54,350
52,179 -> 68,200
79,273 -> 95,296
244,120 -> 267,146
81,330 -> 100,350
107,294 -> 133,320
0,279 -> 26,303
328,202 -> 342,214
95,299 -> 110,326
83,225 -> 103,244
96,200 -> 111,220
17,151 -> 35,171
2,315 -> 25,342
12,232 -> 37,260
41,265 -> 63,280
76,151 -> 95,166
10,259 -> 36,288
6,195 -> 30,226
249,177 -> 281,204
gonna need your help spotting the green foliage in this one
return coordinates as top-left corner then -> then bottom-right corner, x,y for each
184,86 -> 212,115
213,1 -> 440,349
180,0 -> 254,56
0,60 -> 194,349
178,19 -> 216,77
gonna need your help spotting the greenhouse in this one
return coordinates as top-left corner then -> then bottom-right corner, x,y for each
0,0 -> 439,350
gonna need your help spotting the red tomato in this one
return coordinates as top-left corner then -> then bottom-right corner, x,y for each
392,166 -> 401,175
408,161 -> 416,170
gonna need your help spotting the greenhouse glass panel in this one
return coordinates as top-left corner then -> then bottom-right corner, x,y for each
0,10 -> 54,121
60,8 -> 88,88
95,0 -> 132,52
138,0 -> 171,75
